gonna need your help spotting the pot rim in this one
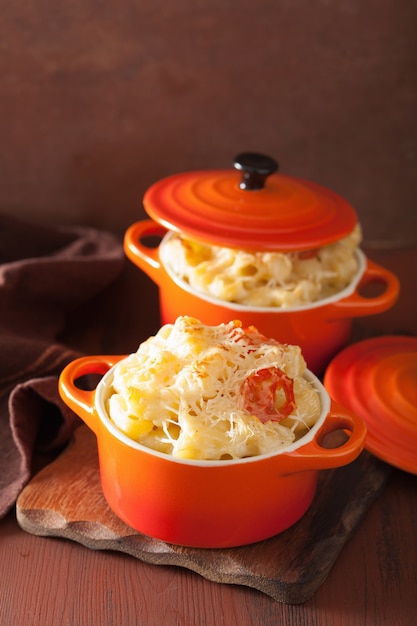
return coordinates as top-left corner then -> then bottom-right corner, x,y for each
95,367 -> 331,467
159,234 -> 366,313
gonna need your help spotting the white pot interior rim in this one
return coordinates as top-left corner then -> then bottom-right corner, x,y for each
94,366 -> 331,467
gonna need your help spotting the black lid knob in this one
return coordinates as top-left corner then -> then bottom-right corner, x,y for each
234,152 -> 279,190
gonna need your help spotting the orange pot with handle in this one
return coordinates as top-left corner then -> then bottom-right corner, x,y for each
59,354 -> 366,548
124,153 -> 399,374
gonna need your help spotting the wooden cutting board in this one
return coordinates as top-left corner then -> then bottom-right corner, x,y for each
16,425 -> 391,604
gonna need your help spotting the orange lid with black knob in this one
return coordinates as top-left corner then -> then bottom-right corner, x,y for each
143,153 -> 358,251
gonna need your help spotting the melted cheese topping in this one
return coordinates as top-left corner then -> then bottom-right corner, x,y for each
161,225 -> 362,307
108,317 -> 321,460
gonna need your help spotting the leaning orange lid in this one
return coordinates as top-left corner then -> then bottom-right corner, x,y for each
143,153 -> 358,251
324,336 -> 417,474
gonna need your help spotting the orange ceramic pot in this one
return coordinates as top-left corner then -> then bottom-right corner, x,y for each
124,221 -> 399,374
59,355 -> 366,548
124,153 -> 399,374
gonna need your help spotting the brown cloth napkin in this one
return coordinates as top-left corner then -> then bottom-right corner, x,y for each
0,214 -> 124,519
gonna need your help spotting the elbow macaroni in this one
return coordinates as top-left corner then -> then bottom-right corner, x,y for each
108,317 -> 321,460
160,225 -> 362,307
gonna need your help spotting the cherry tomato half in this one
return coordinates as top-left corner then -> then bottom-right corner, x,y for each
240,367 -> 296,423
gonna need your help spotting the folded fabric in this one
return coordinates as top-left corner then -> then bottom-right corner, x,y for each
0,214 -> 125,518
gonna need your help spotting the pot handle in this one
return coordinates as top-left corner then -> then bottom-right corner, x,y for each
58,355 -> 126,435
285,401 -> 367,472
327,258 -> 400,318
124,220 -> 168,286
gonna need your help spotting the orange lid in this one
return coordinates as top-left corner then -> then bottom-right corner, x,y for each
143,153 -> 358,251
324,336 -> 417,474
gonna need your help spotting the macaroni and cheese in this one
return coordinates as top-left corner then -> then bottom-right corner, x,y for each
108,316 -> 321,460
160,225 -> 362,307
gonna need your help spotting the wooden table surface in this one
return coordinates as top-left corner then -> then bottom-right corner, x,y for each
1,247 -> 416,626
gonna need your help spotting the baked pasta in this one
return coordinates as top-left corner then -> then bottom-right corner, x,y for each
108,317 -> 321,460
160,225 -> 362,307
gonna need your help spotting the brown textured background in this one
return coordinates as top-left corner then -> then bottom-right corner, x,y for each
1,1 -> 416,247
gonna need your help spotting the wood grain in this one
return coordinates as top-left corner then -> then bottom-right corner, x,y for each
16,425 -> 391,604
